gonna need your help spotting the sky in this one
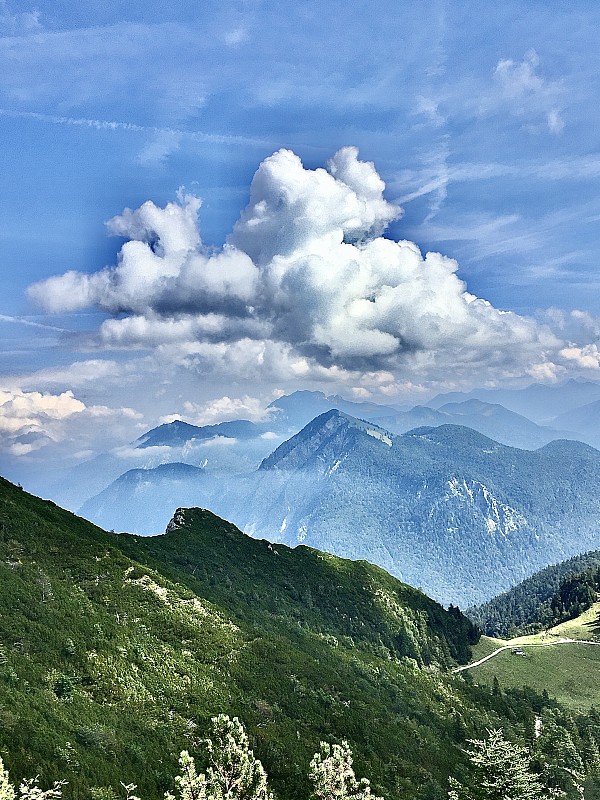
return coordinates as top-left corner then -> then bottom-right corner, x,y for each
2,0 -> 600,482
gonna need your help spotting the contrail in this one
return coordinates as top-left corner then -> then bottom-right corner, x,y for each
0,108 -> 274,148
0,314 -> 69,333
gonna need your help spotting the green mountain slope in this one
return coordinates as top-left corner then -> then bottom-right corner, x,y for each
469,551 -> 600,637
1,476 -> 599,800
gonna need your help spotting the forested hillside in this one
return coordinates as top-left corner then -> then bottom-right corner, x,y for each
469,551 -> 600,637
1,477 -> 599,800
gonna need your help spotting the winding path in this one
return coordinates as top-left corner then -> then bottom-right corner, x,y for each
453,637 -> 600,673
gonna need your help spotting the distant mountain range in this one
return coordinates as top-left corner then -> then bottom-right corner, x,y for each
376,398 -> 575,450
81,409 -> 600,606
47,390 -> 405,511
79,462 -> 209,534
136,418 -> 267,448
267,389 -> 403,430
428,378 -> 600,424
43,381 -> 600,515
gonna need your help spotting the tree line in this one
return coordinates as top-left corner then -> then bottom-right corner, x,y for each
0,716 -> 588,800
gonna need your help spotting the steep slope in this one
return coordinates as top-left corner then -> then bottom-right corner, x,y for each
0,475 -> 508,800
4,478 -> 600,800
377,399 -> 574,450
218,412 -> 600,606
469,550 -> 600,637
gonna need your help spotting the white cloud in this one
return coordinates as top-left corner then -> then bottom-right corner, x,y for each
559,345 -> 600,370
0,386 -> 142,458
180,396 -> 274,425
490,50 -> 564,134
14,359 -> 122,390
28,146 -> 600,389
0,388 -> 84,455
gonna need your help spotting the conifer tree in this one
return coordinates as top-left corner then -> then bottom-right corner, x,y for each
164,752 -> 207,800
0,759 -> 15,800
167,715 -> 272,800
0,758 -> 65,800
309,741 -> 383,800
447,728 -> 561,800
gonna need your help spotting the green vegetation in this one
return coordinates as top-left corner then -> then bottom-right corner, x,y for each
469,552 -> 600,637
448,729 -> 549,800
469,638 -> 600,713
2,477 -> 600,799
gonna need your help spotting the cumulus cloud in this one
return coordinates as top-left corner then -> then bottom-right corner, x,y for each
177,395 -> 275,425
28,145 -> 600,388
0,388 -> 83,455
0,387 -> 142,457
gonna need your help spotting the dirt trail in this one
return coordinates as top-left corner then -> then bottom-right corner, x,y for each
453,637 -> 600,673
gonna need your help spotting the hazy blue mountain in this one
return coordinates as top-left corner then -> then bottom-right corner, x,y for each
267,389 -> 402,430
136,418 -> 265,448
220,412 -> 600,606
79,462 -> 212,534
377,399 -> 575,450
49,419 -> 285,512
49,393 -> 397,511
427,379 -> 600,423
550,398 -> 600,448
78,410 -> 600,606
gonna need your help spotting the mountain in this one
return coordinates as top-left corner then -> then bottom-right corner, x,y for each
135,418 -> 266,448
267,390 -> 402,430
47,392 -> 397,513
79,462 -> 211,534
551,398 -> 600,448
0,474 -> 502,800
46,419 -> 285,513
469,550 -> 600,637
5,477 -> 600,799
77,410 -> 600,606
377,399 -> 574,450
219,412 -> 600,606
427,379 -> 600,423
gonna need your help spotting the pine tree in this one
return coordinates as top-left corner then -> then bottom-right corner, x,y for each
0,760 -> 15,800
447,728 -> 560,800
166,715 -> 272,800
0,758 -> 65,800
309,741 -> 383,800
164,752 -> 207,800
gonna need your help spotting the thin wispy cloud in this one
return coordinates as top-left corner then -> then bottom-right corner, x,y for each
0,314 -> 68,333
0,108 -> 274,148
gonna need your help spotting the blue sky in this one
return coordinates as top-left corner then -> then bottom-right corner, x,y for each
2,0 -> 600,478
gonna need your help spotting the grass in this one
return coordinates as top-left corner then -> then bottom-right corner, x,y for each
468,603 -> 600,712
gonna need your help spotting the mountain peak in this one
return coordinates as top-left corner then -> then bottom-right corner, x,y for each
260,409 -> 393,472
